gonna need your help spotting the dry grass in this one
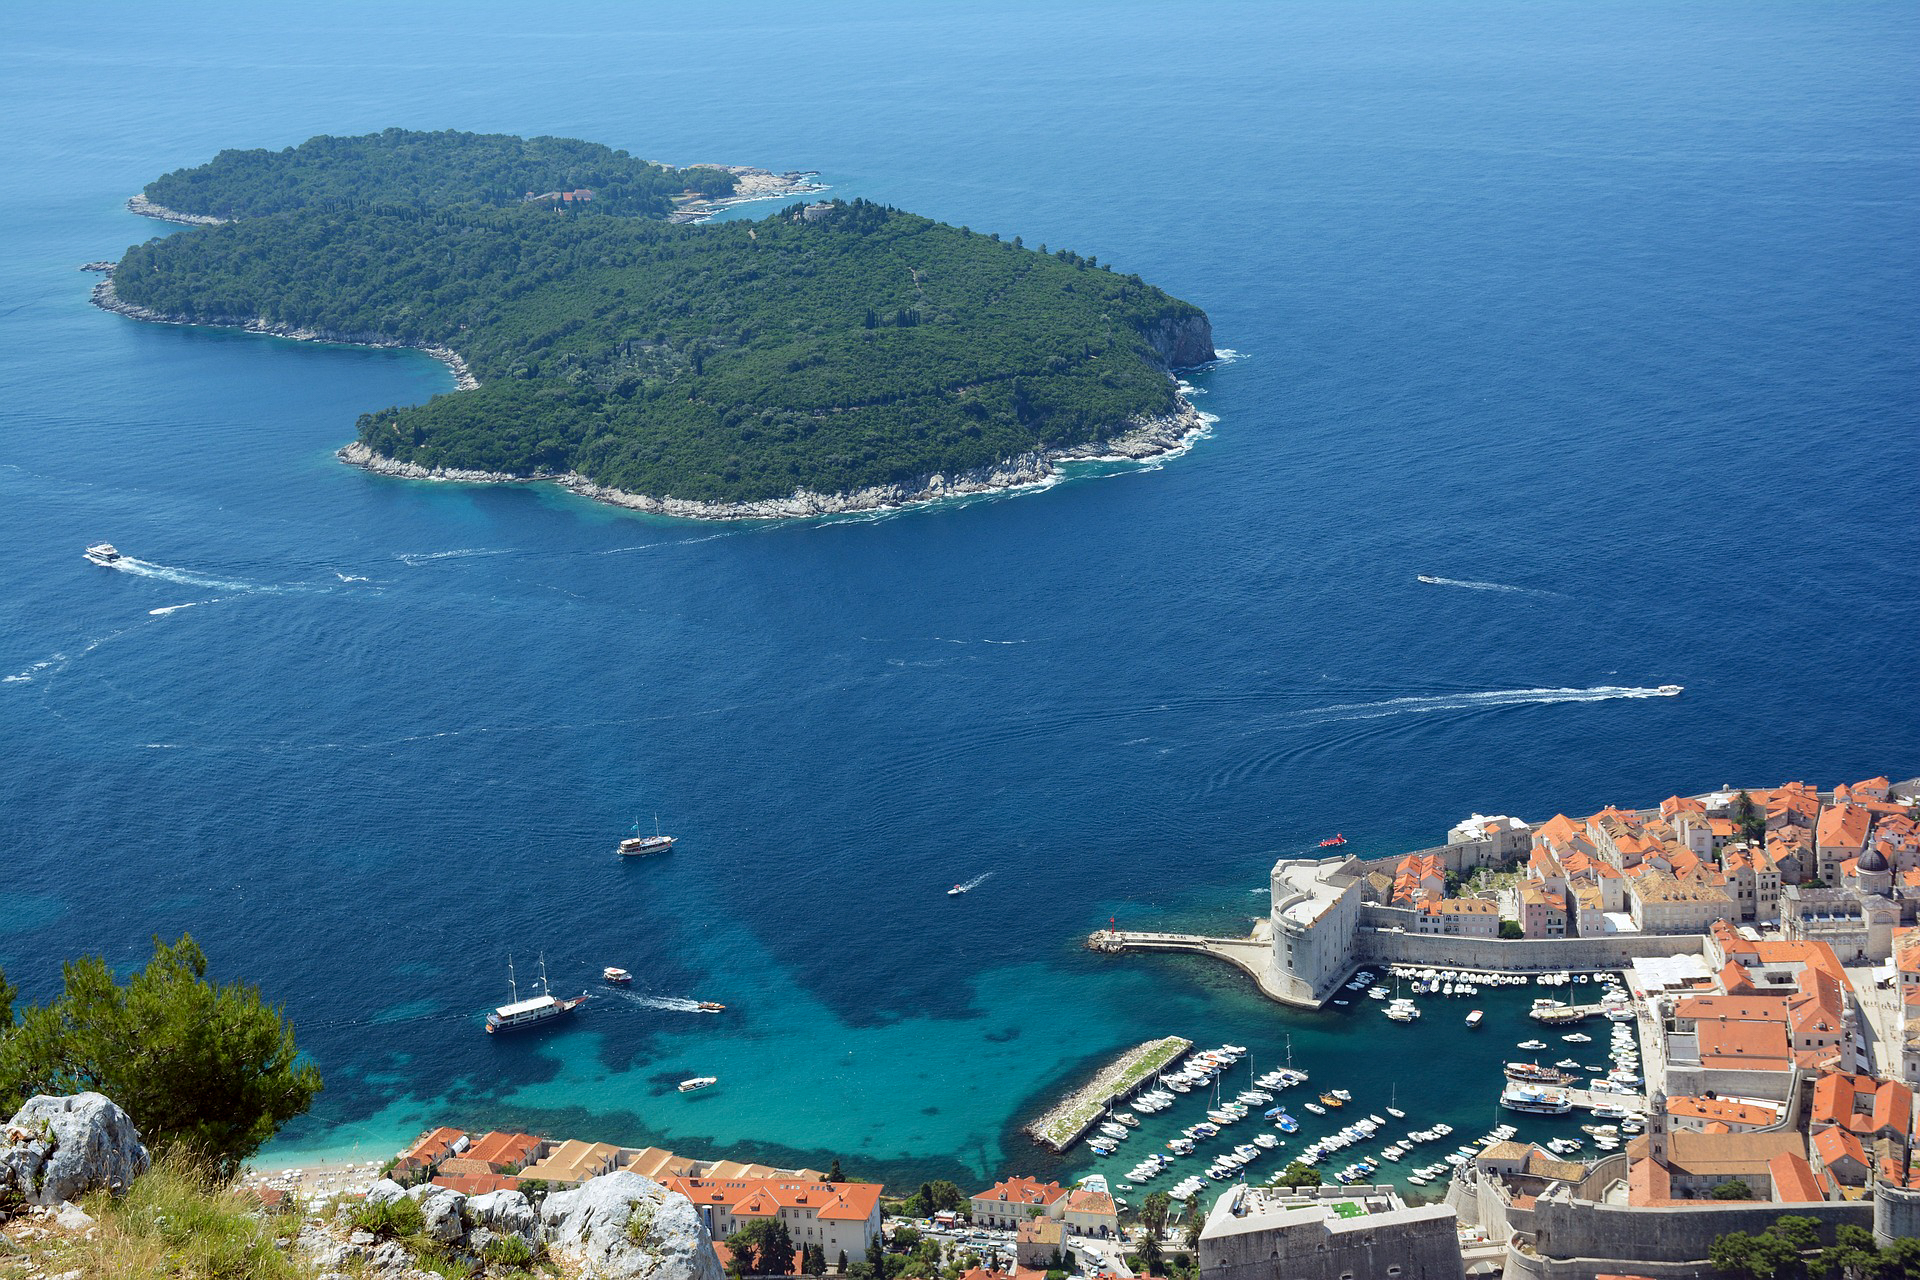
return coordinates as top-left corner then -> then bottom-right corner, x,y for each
57,1150 -> 300,1280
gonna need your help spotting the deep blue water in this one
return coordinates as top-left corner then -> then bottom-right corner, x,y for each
2,0 -> 1916,1194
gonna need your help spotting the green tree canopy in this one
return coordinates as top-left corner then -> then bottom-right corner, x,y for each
0,935 -> 322,1178
109,131 -> 1210,508
1274,1161 -> 1322,1189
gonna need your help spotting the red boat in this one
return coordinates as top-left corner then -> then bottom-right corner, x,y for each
1318,833 -> 1347,847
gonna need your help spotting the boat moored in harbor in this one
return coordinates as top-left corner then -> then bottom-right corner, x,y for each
1501,1082 -> 1574,1115
1465,1009 -> 1484,1029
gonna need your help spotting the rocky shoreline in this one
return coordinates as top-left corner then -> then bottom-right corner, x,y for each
338,399 -> 1211,521
89,276 -> 478,391
667,166 -> 828,223
125,193 -> 228,226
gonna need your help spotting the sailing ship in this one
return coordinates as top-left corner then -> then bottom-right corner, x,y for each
618,815 -> 675,857
485,954 -> 587,1034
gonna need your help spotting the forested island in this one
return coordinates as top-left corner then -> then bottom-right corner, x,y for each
98,130 -> 1215,517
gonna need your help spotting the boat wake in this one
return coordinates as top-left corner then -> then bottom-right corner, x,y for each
1416,574 -> 1550,596
103,556 -> 268,593
953,872 -> 994,893
149,599 -> 219,616
609,992 -> 707,1013
1300,686 -> 1680,724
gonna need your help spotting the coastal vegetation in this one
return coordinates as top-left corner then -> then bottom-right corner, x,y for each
1708,1215 -> 1920,1279
107,130 -> 1210,507
142,127 -> 740,220
0,935 -> 321,1178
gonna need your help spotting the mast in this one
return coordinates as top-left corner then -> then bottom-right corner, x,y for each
537,952 -> 551,998
507,954 -> 519,1003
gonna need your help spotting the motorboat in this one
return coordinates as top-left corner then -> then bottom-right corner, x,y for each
1465,1010 -> 1484,1029
602,967 -> 633,984
697,1001 -> 726,1012
678,1076 -> 718,1093
1657,684 -> 1683,695
84,543 -> 121,566
1517,1039 -> 1548,1051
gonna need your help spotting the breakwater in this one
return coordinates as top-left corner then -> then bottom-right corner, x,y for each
1027,1036 -> 1192,1152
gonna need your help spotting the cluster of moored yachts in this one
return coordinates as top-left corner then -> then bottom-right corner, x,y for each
1084,970 -> 1651,1206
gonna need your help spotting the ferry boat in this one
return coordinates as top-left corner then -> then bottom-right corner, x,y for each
602,967 -> 633,984
1318,833 -> 1348,847
618,815 -> 676,857
678,1075 -> 718,1093
1504,1061 -> 1577,1085
84,543 -> 121,566
485,955 -> 587,1034
1500,1083 -> 1574,1115
1465,1009 -> 1485,1029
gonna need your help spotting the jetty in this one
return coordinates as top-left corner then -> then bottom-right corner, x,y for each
1087,926 -> 1309,1006
1026,1035 -> 1192,1152
1529,1003 -> 1608,1025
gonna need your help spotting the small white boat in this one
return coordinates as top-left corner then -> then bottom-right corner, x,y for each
1465,1009 -> 1484,1029
1657,684 -> 1683,695
602,966 -> 632,984
678,1076 -> 718,1093
1517,1039 -> 1547,1050
84,542 -> 121,566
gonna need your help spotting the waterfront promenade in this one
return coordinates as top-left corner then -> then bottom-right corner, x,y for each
1087,922 -> 1308,1007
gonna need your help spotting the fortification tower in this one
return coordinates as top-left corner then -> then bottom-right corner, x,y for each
1873,1181 -> 1920,1249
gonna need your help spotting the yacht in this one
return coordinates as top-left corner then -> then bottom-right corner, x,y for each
1517,1039 -> 1548,1051
678,1075 -> 718,1093
485,954 -> 587,1035
84,543 -> 121,566
602,967 -> 633,984
618,815 -> 676,857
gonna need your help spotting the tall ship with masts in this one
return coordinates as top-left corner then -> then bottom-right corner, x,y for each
485,954 -> 587,1034
618,815 -> 676,858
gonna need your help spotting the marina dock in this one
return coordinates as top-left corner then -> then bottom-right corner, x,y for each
1027,1035 -> 1193,1152
1529,1002 -> 1610,1025
1562,1088 -> 1647,1116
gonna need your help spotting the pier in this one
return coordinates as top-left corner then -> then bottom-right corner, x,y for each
1561,1087 -> 1647,1116
1528,1002 -> 1610,1025
1088,926 -> 1313,1008
1026,1035 -> 1193,1152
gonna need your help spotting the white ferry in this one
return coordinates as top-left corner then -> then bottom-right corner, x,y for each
678,1076 -> 718,1093
485,954 -> 587,1034
1500,1082 -> 1574,1115
84,543 -> 121,566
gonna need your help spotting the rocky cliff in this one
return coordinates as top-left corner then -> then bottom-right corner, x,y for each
1139,312 -> 1217,370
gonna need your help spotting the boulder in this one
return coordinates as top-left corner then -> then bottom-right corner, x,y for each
361,1178 -> 409,1209
469,1188 -> 538,1243
0,1094 -> 149,1207
415,1184 -> 467,1245
540,1171 -> 723,1280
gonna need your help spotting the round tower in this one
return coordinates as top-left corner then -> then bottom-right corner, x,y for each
1873,1181 -> 1920,1249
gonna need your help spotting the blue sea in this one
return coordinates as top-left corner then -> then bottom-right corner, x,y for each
2,0 -> 1916,1198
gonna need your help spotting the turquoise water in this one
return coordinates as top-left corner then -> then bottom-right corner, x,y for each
2,0 -> 1916,1201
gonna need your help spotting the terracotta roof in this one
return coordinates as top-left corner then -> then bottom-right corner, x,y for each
1812,1126 -> 1869,1173
1628,1130 -> 1802,1176
1696,1019 -> 1792,1071
1674,996 -> 1787,1023
1767,1152 -> 1824,1203
664,1177 -> 883,1223
400,1126 -> 465,1164
432,1171 -> 521,1195
1064,1190 -> 1115,1216
973,1176 -> 1068,1208
1666,1096 -> 1779,1128
462,1131 -> 542,1170
1817,804 -> 1872,851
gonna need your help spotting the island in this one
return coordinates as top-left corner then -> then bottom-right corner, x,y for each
95,129 -> 1215,519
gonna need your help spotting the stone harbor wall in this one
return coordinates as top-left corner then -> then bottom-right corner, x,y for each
1355,926 -> 1706,973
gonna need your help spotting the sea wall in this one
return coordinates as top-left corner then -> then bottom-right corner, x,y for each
1354,925 -> 1704,973
1529,1195 -> 1869,1268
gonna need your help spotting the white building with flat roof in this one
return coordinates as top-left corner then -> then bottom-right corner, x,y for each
1270,855 -> 1366,1004
1199,1183 -> 1464,1280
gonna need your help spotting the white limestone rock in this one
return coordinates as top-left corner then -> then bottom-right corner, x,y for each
540,1171 -> 723,1280
469,1187 -> 539,1243
0,1094 -> 149,1207
362,1178 -> 409,1209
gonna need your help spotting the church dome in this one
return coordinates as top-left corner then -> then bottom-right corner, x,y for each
1859,844 -> 1889,874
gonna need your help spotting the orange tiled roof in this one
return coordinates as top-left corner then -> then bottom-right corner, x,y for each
1697,1018 -> 1792,1071
665,1177 -> 884,1223
1666,1095 -> 1778,1127
400,1126 -> 465,1163
1817,804 -> 1872,850
463,1131 -> 542,1170
1812,1126 -> 1868,1172
1767,1152 -> 1824,1203
973,1176 -> 1068,1208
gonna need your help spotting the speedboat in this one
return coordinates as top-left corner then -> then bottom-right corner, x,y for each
1517,1039 -> 1547,1051
1465,1010 -> 1484,1029
678,1076 -> 718,1093
1657,684 -> 1683,695
84,543 -> 121,566
697,1001 -> 726,1012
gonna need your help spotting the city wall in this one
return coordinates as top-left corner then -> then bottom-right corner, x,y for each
1527,1195 -> 1870,1267
1353,924 -> 1705,973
